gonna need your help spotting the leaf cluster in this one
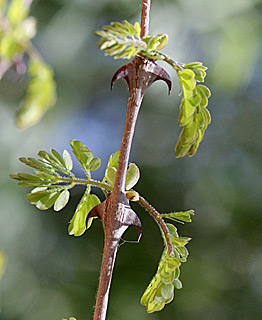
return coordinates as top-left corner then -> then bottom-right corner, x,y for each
10,140 -> 141,237
95,21 -> 145,60
175,63 -> 211,157
95,21 -> 212,158
0,0 -> 56,129
95,20 -> 169,61
11,140 -> 194,313
141,222 -> 191,313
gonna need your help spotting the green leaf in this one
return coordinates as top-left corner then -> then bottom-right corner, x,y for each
172,237 -> 191,248
88,157 -> 101,171
146,34 -> 168,51
54,189 -> 70,211
179,69 -> 195,81
50,149 -> 66,168
160,210 -> 194,223
35,171 -> 57,181
10,172 -> 39,182
68,193 -> 100,236
161,283 -> 174,300
166,223 -> 179,238
108,151 -> 120,169
0,249 -> 6,281
173,279 -> 182,289
15,57 -> 57,129
105,166 -> 117,188
123,20 -> 138,36
26,190 -> 50,204
7,0 -> 31,23
19,157 -> 52,173
179,100 -> 196,127
134,22 -> 141,36
184,62 -> 208,82
35,191 -> 60,210
63,150 -> 73,171
70,140 -> 97,174
95,21 -> 146,60
201,107 -> 211,125
142,35 -> 153,45
125,163 -> 140,190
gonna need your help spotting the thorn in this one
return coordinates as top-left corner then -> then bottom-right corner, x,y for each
111,64 -> 130,91
88,201 -> 105,222
143,59 -> 172,95
122,204 -> 142,243
153,64 -> 172,95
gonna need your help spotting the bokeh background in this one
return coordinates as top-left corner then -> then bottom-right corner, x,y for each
1,0 -> 262,319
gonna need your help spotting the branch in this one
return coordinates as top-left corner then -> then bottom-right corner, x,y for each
141,0 -> 151,38
138,196 -> 173,255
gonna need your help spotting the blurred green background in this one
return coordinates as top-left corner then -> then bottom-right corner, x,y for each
1,0 -> 262,319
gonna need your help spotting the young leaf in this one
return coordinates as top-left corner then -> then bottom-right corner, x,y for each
7,0 -> 31,24
88,157 -> 101,172
19,157 -> 52,173
35,191 -> 60,210
108,150 -> 120,169
95,21 -> 146,60
50,149 -> 66,168
15,57 -> 56,129
54,189 -> 70,211
63,150 -> 73,171
159,210 -> 194,223
68,192 -> 100,237
70,140 -> 101,175
125,163 -> 140,190
26,189 -> 50,204
105,166 -> 117,188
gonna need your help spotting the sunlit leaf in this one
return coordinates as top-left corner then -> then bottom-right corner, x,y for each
7,0 -> 31,24
125,163 -> 140,190
50,149 -> 66,168
95,21 -> 146,60
68,192 -> 100,236
35,191 -> 60,210
161,283 -> 174,300
16,57 -> 56,129
54,189 -> 70,211
70,140 -> 99,174
108,151 -> 120,169
173,279 -> 182,289
105,166 -> 117,188
63,150 -> 73,171
160,210 -> 194,223
26,190 -> 50,204
88,157 -> 101,172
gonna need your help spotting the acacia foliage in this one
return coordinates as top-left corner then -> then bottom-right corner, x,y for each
11,140 -> 194,312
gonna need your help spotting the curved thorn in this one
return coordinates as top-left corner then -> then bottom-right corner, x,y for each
88,202 -> 105,221
151,64 -> 172,95
122,204 -> 142,242
111,64 -> 130,91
